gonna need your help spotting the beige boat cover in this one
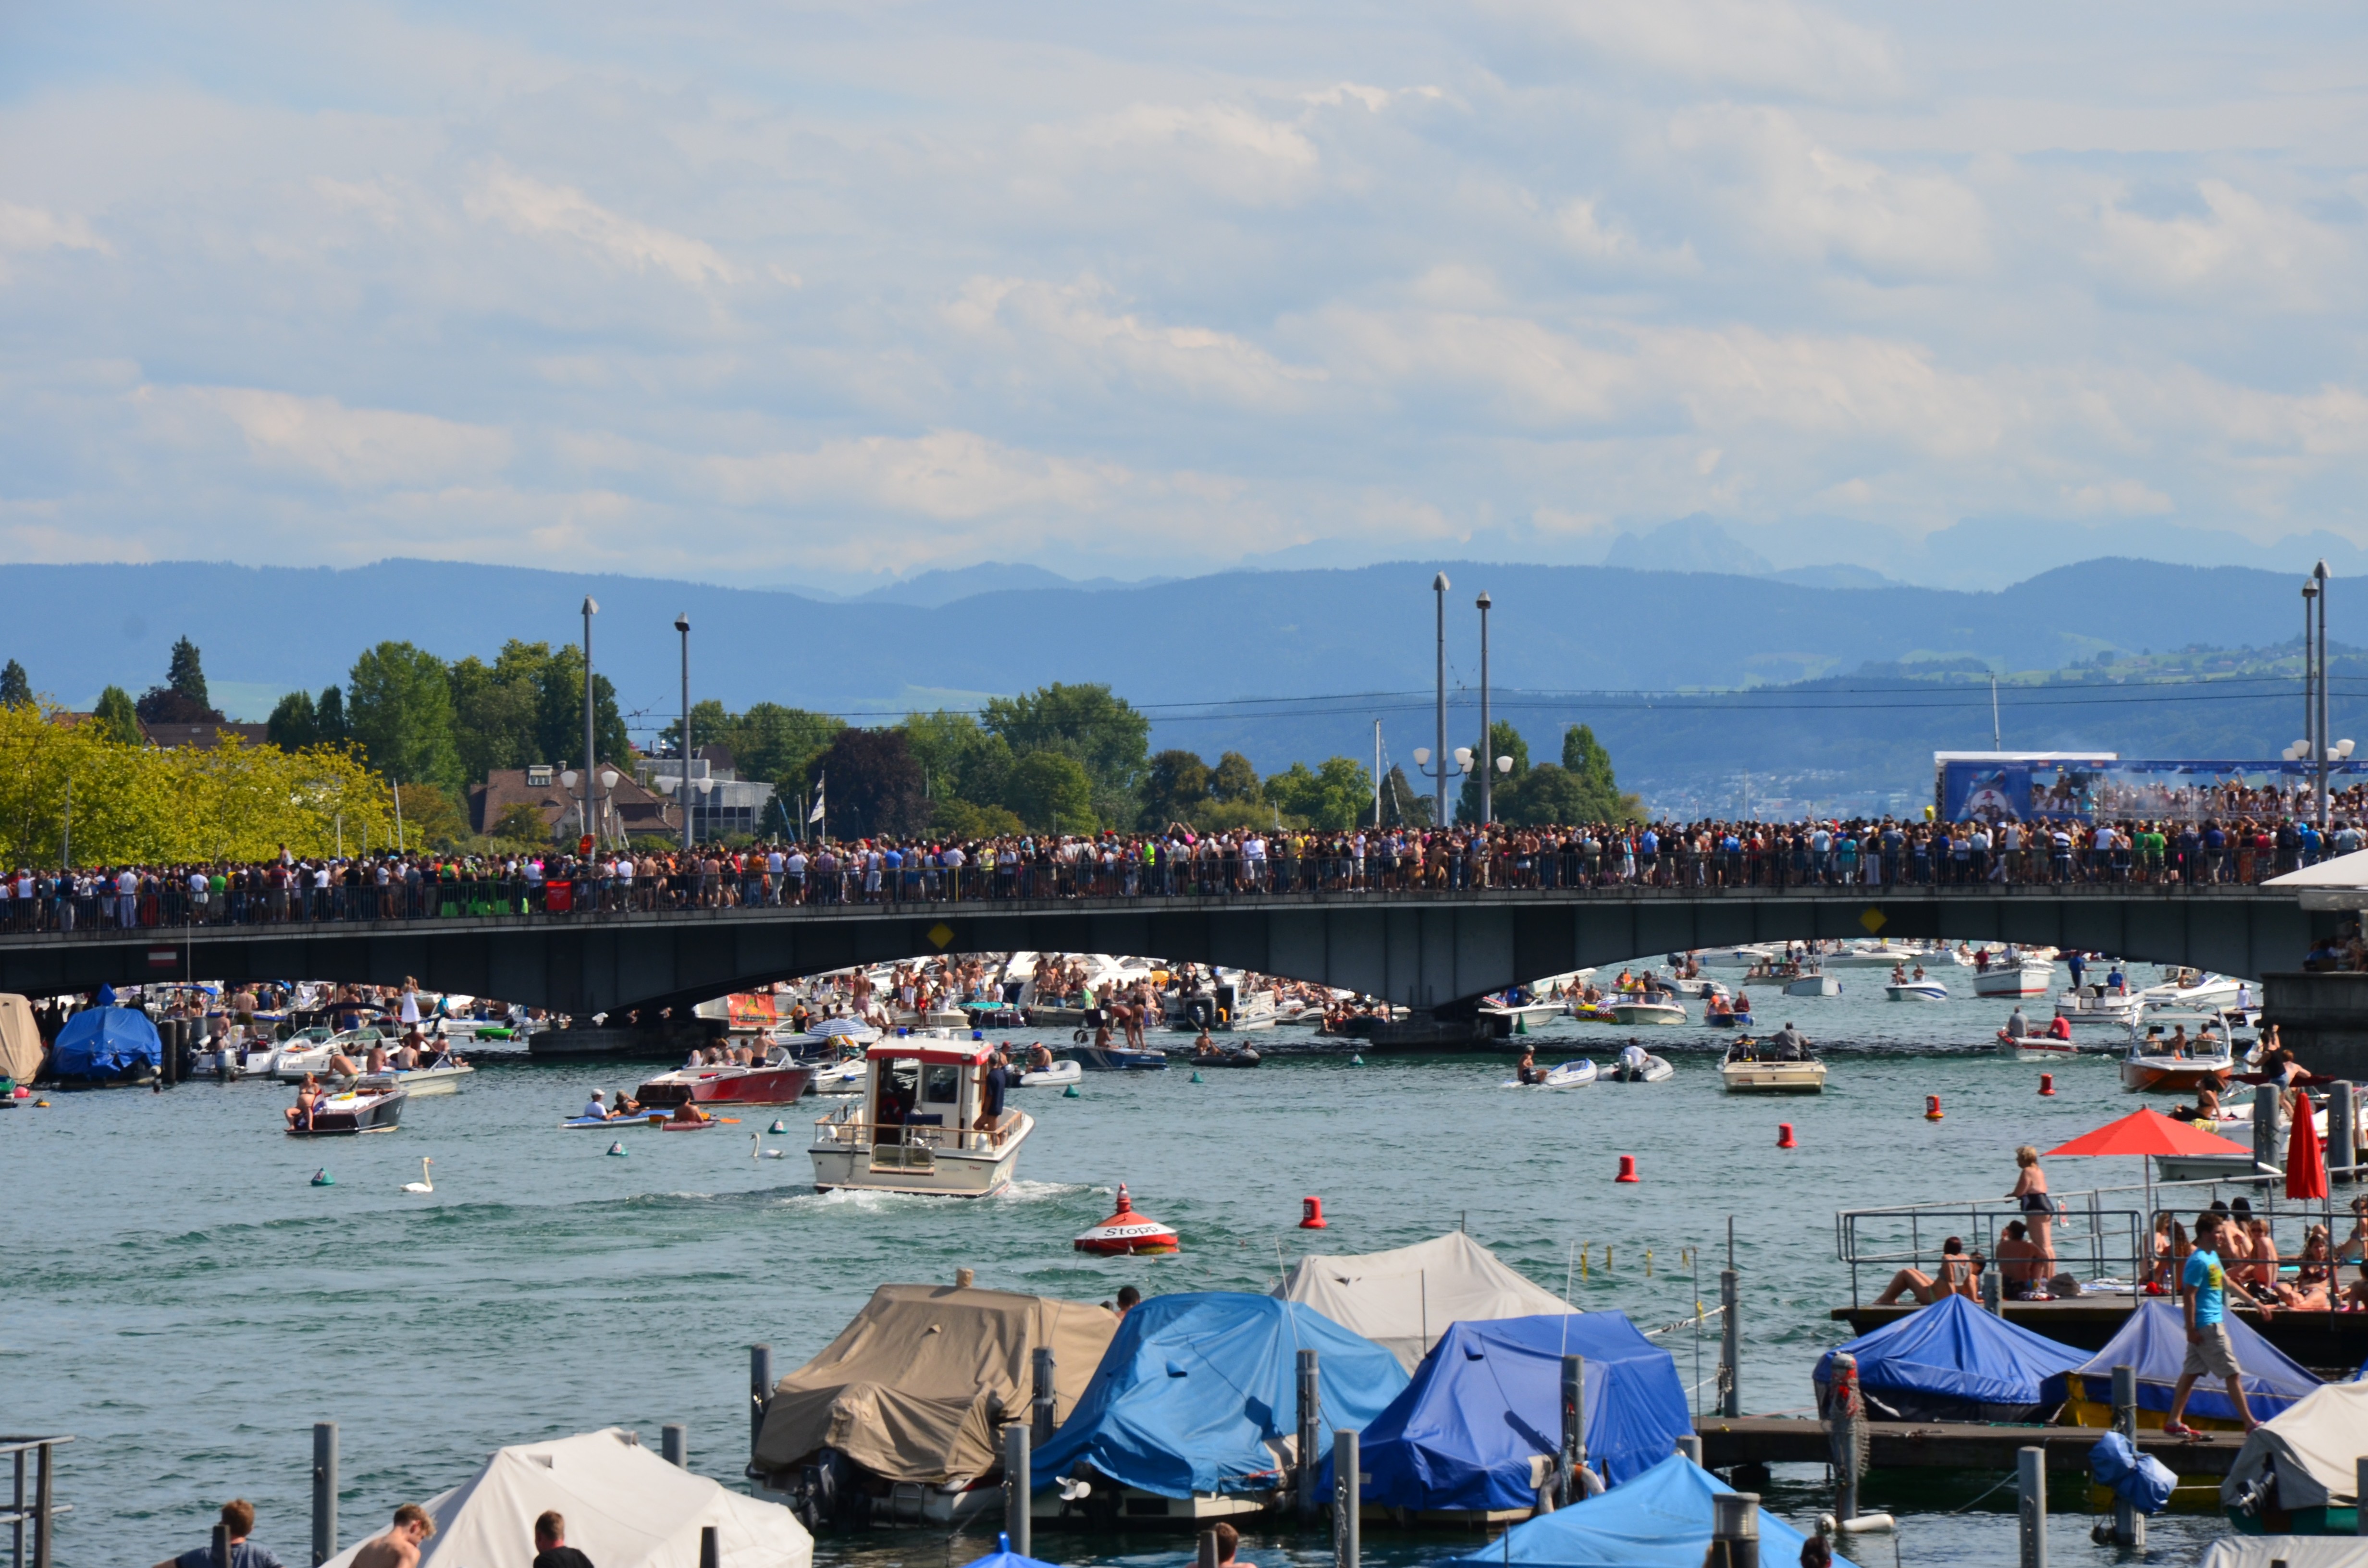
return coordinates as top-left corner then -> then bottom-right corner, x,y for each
1272,1232 -> 1572,1370
0,994 -> 40,1084
2220,1376 -> 2368,1513
322,1428 -> 809,1568
753,1283 -> 1120,1483
2196,1540 -> 2368,1568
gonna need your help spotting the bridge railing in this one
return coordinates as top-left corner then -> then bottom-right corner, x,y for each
0,840 -> 2307,939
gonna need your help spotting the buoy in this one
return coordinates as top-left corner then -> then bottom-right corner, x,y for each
1074,1183 -> 1180,1255
769,1118 -> 788,1133
1190,1070 -> 1205,1083
1349,1054 -> 1365,1066
2039,1073 -> 2056,1097
1777,1123 -> 1797,1150
33,1098 -> 49,1108
1062,1084 -> 1081,1099
310,1167 -> 334,1187
1300,1196 -> 1328,1229
1614,1154 -> 1640,1183
1924,1094 -> 1944,1121
1515,1015 -> 1528,1036
606,1140 -> 628,1156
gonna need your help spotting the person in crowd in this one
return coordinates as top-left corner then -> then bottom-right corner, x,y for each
2165,1211 -> 2274,1436
2008,1144 -> 2056,1275
1873,1237 -> 1981,1306
580,1088 -> 611,1121
154,1499 -> 284,1568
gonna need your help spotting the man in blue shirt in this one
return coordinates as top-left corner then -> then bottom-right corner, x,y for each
154,1500 -> 284,1568
2164,1211 -> 2275,1435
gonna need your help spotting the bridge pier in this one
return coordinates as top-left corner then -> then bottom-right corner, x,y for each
2263,972 -> 2368,1081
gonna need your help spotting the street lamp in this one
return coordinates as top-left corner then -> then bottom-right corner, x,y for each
1422,573 -> 1467,826
2316,560 -> 2331,829
1477,590 -> 1493,823
600,768 -> 620,848
560,769 -> 580,846
675,612 -> 692,851
581,595 -> 599,848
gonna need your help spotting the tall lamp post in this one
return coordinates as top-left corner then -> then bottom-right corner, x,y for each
1418,572 -> 1466,825
1474,591 -> 1514,823
2317,559 -> 2331,828
580,596 -> 599,848
675,612 -> 692,850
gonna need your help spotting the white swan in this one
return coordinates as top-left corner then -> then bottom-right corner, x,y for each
401,1157 -> 433,1194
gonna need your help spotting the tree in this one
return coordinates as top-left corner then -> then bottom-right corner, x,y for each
903,710 -> 1013,809
168,637 -> 210,707
812,728 -> 929,839
137,637 -> 223,725
266,690 -> 319,749
448,642 -> 550,783
933,799 -> 1026,838
347,641 -> 462,789
1379,763 -> 1431,826
1268,756 -> 1375,830
91,685 -> 145,747
1499,763 -> 1589,827
1209,750 -> 1260,802
1140,749 -> 1212,826
531,645 -> 630,771
981,683 -> 1150,797
1003,749 -> 1096,833
316,686 -> 348,745
0,660 -> 29,708
728,703 -> 842,782
1460,720 -> 1531,823
1561,723 -> 1640,822
388,780 -> 471,850
488,801 -> 554,844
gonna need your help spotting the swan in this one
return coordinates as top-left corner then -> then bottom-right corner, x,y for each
401,1157 -> 433,1194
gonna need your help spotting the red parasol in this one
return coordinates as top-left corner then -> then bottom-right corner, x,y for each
2286,1090 -> 2328,1201
2042,1108 -> 2252,1160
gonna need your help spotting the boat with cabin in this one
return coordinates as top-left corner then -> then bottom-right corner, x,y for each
2119,1006 -> 2241,1092
1971,952 -> 2057,998
808,1039 -> 1033,1197
637,1046 -> 815,1108
1719,1038 -> 1826,1093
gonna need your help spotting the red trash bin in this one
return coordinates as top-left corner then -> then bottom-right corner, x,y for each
544,879 -> 574,914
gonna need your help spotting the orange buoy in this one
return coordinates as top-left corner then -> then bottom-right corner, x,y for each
1777,1122 -> 1797,1149
1073,1183 -> 1180,1255
1924,1094 -> 1944,1121
1299,1195 -> 1328,1229
1614,1154 -> 1640,1183
2039,1073 -> 2056,1097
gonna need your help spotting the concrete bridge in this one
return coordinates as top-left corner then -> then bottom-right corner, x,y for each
0,883 -> 2323,1021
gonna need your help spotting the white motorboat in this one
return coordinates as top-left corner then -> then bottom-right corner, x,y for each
380,1062 -> 475,1096
1995,1029 -> 2080,1060
1698,944 -> 1780,970
1608,1045 -> 1674,1083
1782,973 -> 1842,998
275,1026 -> 386,1080
809,1057 -> 866,1095
1503,1059 -> 1598,1089
1017,1060 -> 1083,1087
2053,988 -> 2145,1028
808,1039 -> 1034,1198
1669,977 -> 1729,999
1824,942 -> 1936,969
1972,958 -> 2056,998
2151,1091 -> 2328,1181
1480,997 -> 1569,1024
1719,1056 -> 1827,1094
1885,980 -> 1949,1002
2119,1007 -> 2241,1092
1606,997 -> 1687,1026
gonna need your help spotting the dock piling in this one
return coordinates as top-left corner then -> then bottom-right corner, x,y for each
1034,1346 -> 1059,1450
1003,1421 -> 1030,1557
2109,1365 -> 2142,1548
1718,1268 -> 1740,1418
1559,1355 -> 1586,1506
1332,1428 -> 1359,1568
1981,1267 -> 2002,1317
700,1524 -> 720,1568
2357,1457 -> 2366,1536
1676,1434 -> 1703,1465
212,1522 -> 228,1568
1827,1353 -> 1862,1526
1709,1492 -> 1758,1568
2255,1093 -> 2281,1178
1295,1348 -> 1321,1519
2332,1082 -> 2358,1185
750,1344 -> 773,1459
2017,1446 -> 2047,1568
662,1424 -> 686,1470
1196,1529 -> 1219,1568
310,1421 -> 338,1568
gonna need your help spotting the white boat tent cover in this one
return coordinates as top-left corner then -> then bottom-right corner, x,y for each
2264,847 -> 2368,886
323,1428 -> 810,1568
1272,1232 -> 1573,1371
753,1283 -> 1120,1484
2196,1540 -> 2368,1568
0,994 -> 40,1083
2220,1377 -> 2368,1514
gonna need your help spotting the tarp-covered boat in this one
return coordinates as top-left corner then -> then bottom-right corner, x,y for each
50,1006 -> 161,1083
0,993 -> 42,1087
2059,1299 -> 2320,1429
1030,1292 -> 1406,1521
321,1426 -> 810,1568
2222,1378 -> 2368,1536
1440,1454 -> 1856,1568
1273,1232 -> 1573,1371
752,1283 -> 1119,1527
1813,1294 -> 2085,1423
1349,1312 -> 1691,1519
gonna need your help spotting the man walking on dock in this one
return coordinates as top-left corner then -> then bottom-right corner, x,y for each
153,1499 -> 284,1568
2164,1210 -> 2274,1436
348,1504 -> 436,1568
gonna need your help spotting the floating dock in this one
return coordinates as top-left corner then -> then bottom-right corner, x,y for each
1832,1298 -> 2368,1371
1695,1416 -> 2245,1476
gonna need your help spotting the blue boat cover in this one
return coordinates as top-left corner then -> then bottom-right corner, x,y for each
1443,1454 -> 1856,1568
1813,1295 -> 2086,1420
959,1538 -> 1059,1568
1346,1312 -> 1691,1511
1029,1292 -> 1407,1499
50,1007 -> 161,1078
2062,1299 -> 2319,1423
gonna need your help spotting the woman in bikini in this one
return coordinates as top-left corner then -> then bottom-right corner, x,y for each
2008,1145 -> 2056,1276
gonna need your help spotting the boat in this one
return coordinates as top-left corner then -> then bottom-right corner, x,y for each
1997,1029 -> 2081,1060
2061,1299 -> 2321,1433
2119,1007 -> 2241,1091
1781,972 -> 1841,998
2221,1378 -> 2368,1536
287,1079 -> 407,1135
2054,988 -> 2146,1029
809,1057 -> 867,1094
1605,998 -> 1686,1026
1718,1040 -> 1826,1094
1700,1001 -> 1751,1028
1502,1059 -> 1597,1089
1971,957 -> 2056,999
1885,980 -> 1949,1002
1073,1043 -> 1169,1071
1823,941 -> 1939,969
636,1047 -> 815,1108
1016,1060 -> 1083,1087
2150,1090 -> 2327,1181
1479,999 -> 1567,1025
1274,1232 -> 1576,1370
274,1026 -> 386,1080
382,1061 -> 474,1096
1697,945 -> 1779,970
1567,1000 -> 1619,1023
1182,1044 -> 1263,1069
1608,1045 -> 1673,1083
808,1039 -> 1034,1197
1814,1295 -> 2083,1423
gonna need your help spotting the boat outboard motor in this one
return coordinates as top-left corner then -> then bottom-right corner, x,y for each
797,1447 -> 866,1531
1618,1043 -> 1650,1076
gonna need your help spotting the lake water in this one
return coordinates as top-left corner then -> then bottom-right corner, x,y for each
3,961 -> 2248,1567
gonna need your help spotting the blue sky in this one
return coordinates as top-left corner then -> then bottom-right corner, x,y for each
4,0 -> 2367,590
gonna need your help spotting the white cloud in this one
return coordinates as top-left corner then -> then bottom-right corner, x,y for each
465,165 -> 740,285
2087,179 -> 2352,309
136,386 -> 513,489
0,201 -> 112,277
1486,0 -> 1904,102
944,276 -> 1325,406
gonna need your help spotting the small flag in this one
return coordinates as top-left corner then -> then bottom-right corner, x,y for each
808,773 -> 826,824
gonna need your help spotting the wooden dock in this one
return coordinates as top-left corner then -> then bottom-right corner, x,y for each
1831,1298 -> 2368,1372
1695,1416 -> 2245,1476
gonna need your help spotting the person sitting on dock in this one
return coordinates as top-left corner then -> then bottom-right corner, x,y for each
284,1076 -> 323,1132
155,1498 -> 284,1568
1995,1221 -> 2047,1299
1873,1236 -> 1980,1305
2273,1225 -> 2336,1311
348,1504 -> 436,1568
2335,1195 -> 2368,1266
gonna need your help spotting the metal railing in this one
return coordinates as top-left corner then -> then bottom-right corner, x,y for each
811,1105 -> 1015,1157
2,1436 -> 69,1568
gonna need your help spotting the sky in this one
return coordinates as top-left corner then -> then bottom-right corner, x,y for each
5,1 -> 2368,591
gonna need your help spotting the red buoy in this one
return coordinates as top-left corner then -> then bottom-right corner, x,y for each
2038,1073 -> 2056,1097
1614,1154 -> 1640,1183
1924,1094 -> 1944,1121
1777,1122 -> 1797,1149
1299,1195 -> 1328,1229
1074,1183 -> 1180,1255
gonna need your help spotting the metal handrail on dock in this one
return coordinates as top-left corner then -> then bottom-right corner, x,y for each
2,1436 -> 71,1568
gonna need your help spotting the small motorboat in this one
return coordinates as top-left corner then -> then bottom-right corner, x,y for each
1017,1059 -> 1084,1087
1996,1026 -> 2079,1059
808,1057 -> 867,1095
661,1115 -> 722,1132
1971,957 -> 2057,998
381,1061 -> 475,1096
1782,972 -> 1842,998
1185,1045 -> 1262,1069
1502,1059 -> 1597,1089
1719,1040 -> 1826,1094
274,1026 -> 386,1081
1606,997 -> 1686,1026
1823,941 -> 1936,968
636,1047 -> 815,1108
1608,1045 -> 1673,1084
559,1111 -> 669,1129
287,1080 -> 407,1135
1074,1043 -> 1169,1071
1886,980 -> 1949,1002
1073,1184 -> 1180,1254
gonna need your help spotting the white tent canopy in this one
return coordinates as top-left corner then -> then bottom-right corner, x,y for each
324,1428 -> 811,1568
2265,846 -> 2368,907
2196,1539 -> 2368,1568
1272,1232 -> 1572,1370
2220,1378 -> 2368,1516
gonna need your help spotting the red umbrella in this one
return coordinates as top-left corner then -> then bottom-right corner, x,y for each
2042,1108 -> 2252,1160
2286,1090 -> 2328,1201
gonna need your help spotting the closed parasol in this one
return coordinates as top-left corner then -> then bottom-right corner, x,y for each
2286,1090 -> 2328,1202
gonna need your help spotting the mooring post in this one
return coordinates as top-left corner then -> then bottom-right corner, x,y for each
1676,1433 -> 1703,1465
1003,1421 -> 1030,1556
2017,1446 -> 2047,1568
700,1524 -> 720,1568
1710,1492 -> 1758,1568
1982,1266 -> 2003,1317
1559,1355 -> 1585,1506
1197,1529 -> 1220,1568
2110,1365 -> 2143,1548
662,1424 -> 686,1469
1296,1348 -> 1322,1519
749,1344 -> 773,1459
211,1522 -> 228,1568
2256,1089 -> 2282,1177
2331,1082 -> 2358,1184
1034,1345 -> 1059,1449
2357,1457 -> 2367,1537
1829,1352 -> 1861,1526
1333,1428 -> 1360,1568
35,1440 -> 54,1568
311,1421 -> 338,1567
1719,1267 -> 1741,1417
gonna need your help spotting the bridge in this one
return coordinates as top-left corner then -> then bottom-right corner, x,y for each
0,882 -> 2322,1021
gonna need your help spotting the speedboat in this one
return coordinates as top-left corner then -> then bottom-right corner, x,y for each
1719,1041 -> 1826,1094
1698,944 -> 1779,970
2152,1090 -> 2326,1181
1074,1043 -> 1169,1071
1016,1059 -> 1083,1087
1479,996 -> 1568,1025
1971,957 -> 2056,999
810,1057 -> 867,1095
808,1039 -> 1034,1198
1606,997 -> 1686,1026
1609,1046 -> 1673,1083
1996,1029 -> 2079,1060
1885,980 -> 1949,1002
1782,972 -> 1842,998
1824,942 -> 1936,968
1503,1059 -> 1597,1089
637,1047 -> 815,1108
275,1026 -> 385,1080
2053,988 -> 2145,1029
2119,1025 -> 2238,1092
381,1061 -> 474,1096
287,1079 -> 407,1135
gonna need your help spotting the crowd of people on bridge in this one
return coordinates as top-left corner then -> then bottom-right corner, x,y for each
5,805 -> 2365,936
